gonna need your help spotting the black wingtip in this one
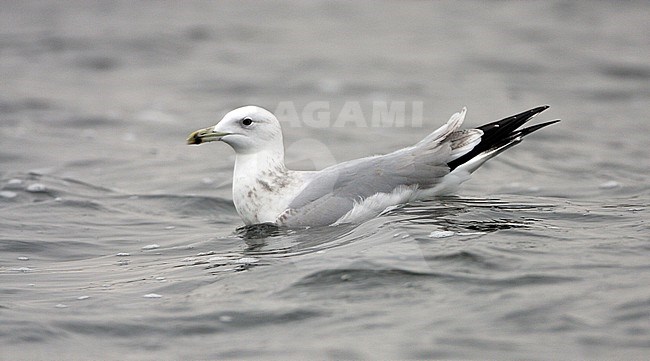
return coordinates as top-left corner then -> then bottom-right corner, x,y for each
517,119 -> 560,138
476,105 -> 549,134
447,106 -> 558,171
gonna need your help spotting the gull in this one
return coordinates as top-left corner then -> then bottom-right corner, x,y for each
187,105 -> 559,227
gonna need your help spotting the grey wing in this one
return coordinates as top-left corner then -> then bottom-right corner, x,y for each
276,108 -> 481,227
276,148 -> 448,227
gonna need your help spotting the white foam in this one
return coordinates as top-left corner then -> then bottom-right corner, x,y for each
599,180 -> 621,189
26,183 -> 46,192
429,230 -> 455,238
0,191 -> 17,199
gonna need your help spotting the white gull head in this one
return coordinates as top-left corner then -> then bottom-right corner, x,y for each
188,106 -> 304,225
188,105 -> 284,156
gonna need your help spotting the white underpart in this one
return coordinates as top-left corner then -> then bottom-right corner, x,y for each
231,149 -> 312,224
332,185 -> 420,225
331,166 -> 473,226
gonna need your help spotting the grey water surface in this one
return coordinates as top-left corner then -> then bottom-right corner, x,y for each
2,1 -> 649,360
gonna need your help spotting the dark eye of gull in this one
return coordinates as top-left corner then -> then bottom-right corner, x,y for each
242,117 -> 253,126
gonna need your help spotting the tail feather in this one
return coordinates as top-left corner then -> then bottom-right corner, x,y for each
447,105 -> 558,172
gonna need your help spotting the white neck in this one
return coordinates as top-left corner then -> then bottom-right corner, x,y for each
233,148 -> 287,180
231,148 -> 291,224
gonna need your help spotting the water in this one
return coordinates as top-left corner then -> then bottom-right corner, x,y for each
2,1 -> 649,359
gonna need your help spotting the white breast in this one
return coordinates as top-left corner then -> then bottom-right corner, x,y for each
232,167 -> 309,225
